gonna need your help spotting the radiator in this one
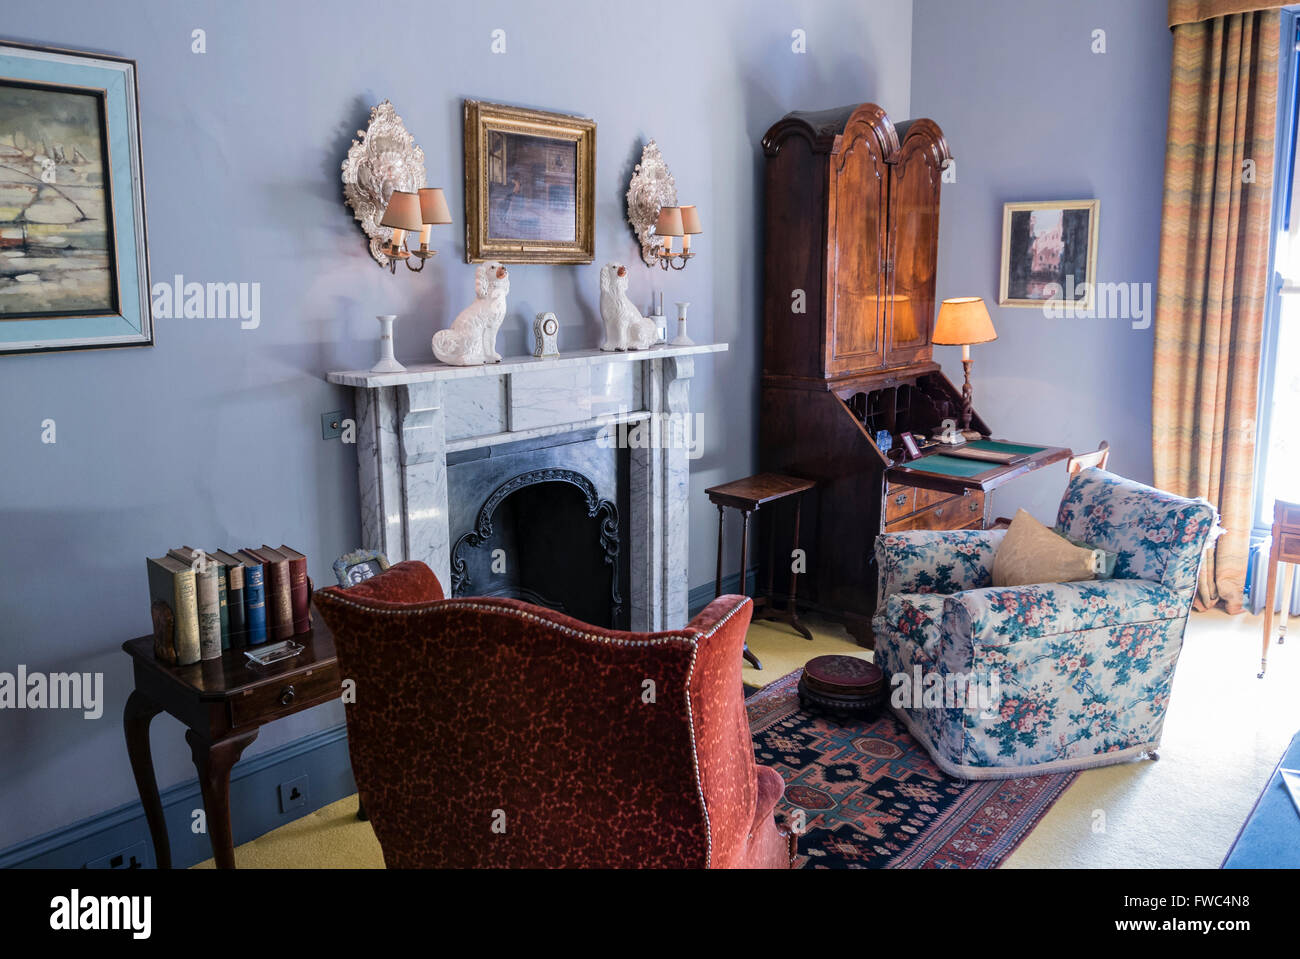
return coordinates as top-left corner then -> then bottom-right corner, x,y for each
1246,534 -> 1300,615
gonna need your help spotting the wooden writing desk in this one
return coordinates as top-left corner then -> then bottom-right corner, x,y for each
885,439 -> 1071,511
122,610 -> 342,868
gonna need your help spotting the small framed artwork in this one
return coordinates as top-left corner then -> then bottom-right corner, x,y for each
998,199 -> 1098,310
333,549 -> 391,587
0,41 -> 152,355
899,431 -> 922,460
463,99 -> 595,264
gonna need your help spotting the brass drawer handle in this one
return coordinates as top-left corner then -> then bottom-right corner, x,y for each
894,493 -> 908,506
969,500 -> 980,511
278,685 -> 296,706
934,507 -> 944,517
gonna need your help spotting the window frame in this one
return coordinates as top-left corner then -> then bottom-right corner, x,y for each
1251,8 -> 1300,535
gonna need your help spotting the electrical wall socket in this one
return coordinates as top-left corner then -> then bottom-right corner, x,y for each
278,775 -> 309,814
84,840 -> 150,869
321,411 -> 345,440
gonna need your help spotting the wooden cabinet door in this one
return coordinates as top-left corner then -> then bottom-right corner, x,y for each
824,109 -> 892,376
884,120 -> 947,369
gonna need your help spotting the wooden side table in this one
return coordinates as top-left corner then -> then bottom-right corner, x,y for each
122,609 -> 345,868
706,473 -> 816,670
1259,499 -> 1300,678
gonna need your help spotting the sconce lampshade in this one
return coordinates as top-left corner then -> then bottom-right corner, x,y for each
933,296 -> 997,346
418,187 -> 452,225
655,206 -> 684,237
379,190 -> 423,232
678,204 -> 702,235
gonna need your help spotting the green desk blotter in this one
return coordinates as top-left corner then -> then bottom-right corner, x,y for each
902,440 -> 1047,478
965,439 -> 1047,456
902,455 -> 991,478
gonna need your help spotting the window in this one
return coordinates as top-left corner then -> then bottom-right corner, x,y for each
1254,11 -> 1300,528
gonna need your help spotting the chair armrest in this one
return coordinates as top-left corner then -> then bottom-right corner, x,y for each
943,578 -> 1187,647
876,528 -> 1006,603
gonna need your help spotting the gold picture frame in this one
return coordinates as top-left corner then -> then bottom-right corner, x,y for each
463,99 -> 595,264
998,199 -> 1099,309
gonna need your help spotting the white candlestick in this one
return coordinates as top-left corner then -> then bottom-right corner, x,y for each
370,314 -> 407,373
671,301 -> 694,346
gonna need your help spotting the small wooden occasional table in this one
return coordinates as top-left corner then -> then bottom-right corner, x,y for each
122,610 -> 343,869
1259,499 -> 1300,678
706,472 -> 816,670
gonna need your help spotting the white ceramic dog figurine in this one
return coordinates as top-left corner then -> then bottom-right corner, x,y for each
599,263 -> 657,351
433,262 -> 510,365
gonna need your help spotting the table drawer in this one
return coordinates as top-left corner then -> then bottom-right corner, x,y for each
915,487 -> 954,513
885,485 -> 914,521
884,491 -> 984,533
885,484 -> 967,522
227,664 -> 340,728
1280,533 -> 1300,565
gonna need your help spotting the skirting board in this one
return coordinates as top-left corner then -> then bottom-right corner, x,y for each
0,725 -> 356,870
687,569 -> 758,617
3,574 -> 752,869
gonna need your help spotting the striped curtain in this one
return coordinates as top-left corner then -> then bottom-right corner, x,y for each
1153,3 -> 1280,612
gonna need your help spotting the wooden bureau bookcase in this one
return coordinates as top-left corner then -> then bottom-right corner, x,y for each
759,103 -> 982,646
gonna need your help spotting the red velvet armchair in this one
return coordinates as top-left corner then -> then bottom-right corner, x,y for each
313,561 -> 795,868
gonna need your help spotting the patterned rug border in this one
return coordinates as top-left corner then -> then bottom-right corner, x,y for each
747,667 -> 1077,869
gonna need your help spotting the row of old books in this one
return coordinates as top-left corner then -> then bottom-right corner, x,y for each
145,545 -> 310,665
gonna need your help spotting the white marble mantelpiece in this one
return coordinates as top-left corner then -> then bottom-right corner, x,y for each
326,342 -> 726,388
326,342 -> 728,631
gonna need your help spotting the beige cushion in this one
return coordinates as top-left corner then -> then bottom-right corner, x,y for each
992,509 -> 1103,587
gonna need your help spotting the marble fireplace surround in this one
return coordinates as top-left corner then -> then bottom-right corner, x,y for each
326,342 -> 727,631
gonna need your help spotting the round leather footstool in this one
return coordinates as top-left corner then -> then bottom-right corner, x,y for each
798,655 -> 884,719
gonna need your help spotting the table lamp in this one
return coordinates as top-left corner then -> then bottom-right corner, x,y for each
932,296 -> 997,433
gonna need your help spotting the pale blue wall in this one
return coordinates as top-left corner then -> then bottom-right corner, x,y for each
912,0 -> 1172,521
0,0 -> 913,848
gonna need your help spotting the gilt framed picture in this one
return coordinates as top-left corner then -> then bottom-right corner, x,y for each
463,99 -> 595,264
998,199 -> 1098,310
0,41 -> 151,355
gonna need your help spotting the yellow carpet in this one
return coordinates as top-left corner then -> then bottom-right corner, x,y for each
192,796 -> 383,869
194,608 -> 1300,868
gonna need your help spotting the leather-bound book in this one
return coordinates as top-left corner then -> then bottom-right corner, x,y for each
212,550 -> 249,648
214,561 -> 230,650
145,555 -> 200,665
168,547 -> 222,660
276,545 -> 311,634
247,547 -> 293,641
234,550 -> 267,645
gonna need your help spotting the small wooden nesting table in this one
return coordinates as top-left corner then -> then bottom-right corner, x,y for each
706,472 -> 816,669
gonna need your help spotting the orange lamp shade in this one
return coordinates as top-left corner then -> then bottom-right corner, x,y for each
933,296 -> 997,346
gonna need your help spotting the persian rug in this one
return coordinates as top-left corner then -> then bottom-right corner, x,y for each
747,668 -> 1076,868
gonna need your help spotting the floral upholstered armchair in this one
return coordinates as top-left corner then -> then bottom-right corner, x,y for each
872,468 -> 1216,779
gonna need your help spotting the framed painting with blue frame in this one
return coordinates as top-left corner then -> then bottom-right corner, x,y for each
0,41 -> 151,355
